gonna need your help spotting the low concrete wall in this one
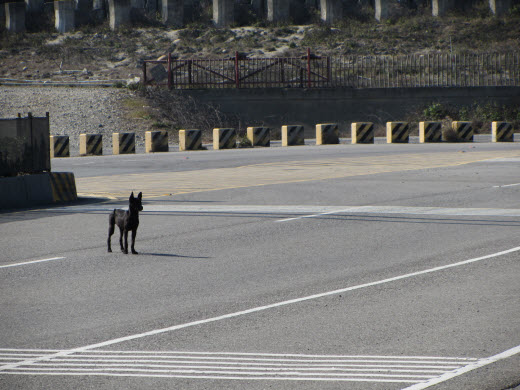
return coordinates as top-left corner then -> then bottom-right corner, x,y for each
0,172 -> 77,209
0,173 -> 54,209
181,86 -> 520,136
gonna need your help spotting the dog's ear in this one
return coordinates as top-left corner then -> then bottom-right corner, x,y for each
137,192 -> 142,200
130,192 -> 134,200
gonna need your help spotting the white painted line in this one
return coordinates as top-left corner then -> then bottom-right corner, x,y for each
402,344 -> 520,390
493,182 -> 520,188
0,371 -> 423,383
41,204 -> 520,218
276,208 -> 359,223
1,245 -> 519,374
0,257 -> 66,269
276,205 -> 520,222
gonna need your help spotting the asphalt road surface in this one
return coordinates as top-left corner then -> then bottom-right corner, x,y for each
1,143 -> 519,390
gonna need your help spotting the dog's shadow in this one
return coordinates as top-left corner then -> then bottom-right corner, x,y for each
139,252 -> 211,260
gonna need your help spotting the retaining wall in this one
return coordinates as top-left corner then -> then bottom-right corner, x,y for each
181,86 -> 520,137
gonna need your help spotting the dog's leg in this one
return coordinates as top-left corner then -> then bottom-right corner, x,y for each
131,229 -> 138,254
119,226 -> 125,252
123,229 -> 129,254
107,214 -> 115,253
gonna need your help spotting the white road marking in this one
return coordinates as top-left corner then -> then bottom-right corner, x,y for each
1,245 -> 519,376
40,204 -> 520,218
0,257 -> 66,269
493,182 -> 520,188
402,344 -> 520,390
0,349 -> 479,383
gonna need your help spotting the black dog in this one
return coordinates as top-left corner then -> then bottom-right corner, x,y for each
107,192 -> 143,254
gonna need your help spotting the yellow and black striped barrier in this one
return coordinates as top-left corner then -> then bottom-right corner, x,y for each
80,133 -> 103,156
50,172 -> 77,202
351,122 -> 374,144
50,135 -> 70,158
419,122 -> 442,143
213,128 -> 236,150
316,123 -> 339,145
145,130 -> 169,153
247,127 -> 271,147
281,125 -> 305,146
179,129 -> 203,151
386,122 -> 409,144
452,121 -> 473,142
492,122 -> 514,142
112,132 -> 136,154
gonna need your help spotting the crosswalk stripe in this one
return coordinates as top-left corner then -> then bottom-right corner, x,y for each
0,349 -> 480,384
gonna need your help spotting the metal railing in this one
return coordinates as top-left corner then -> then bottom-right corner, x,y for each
143,51 -> 520,89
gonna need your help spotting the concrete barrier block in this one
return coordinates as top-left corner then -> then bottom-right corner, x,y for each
281,125 -> 304,146
492,121 -> 514,142
351,122 -> 374,144
145,130 -> 169,153
316,123 -> 339,145
112,132 -> 136,154
247,127 -> 270,147
419,121 -> 442,143
452,121 -> 474,142
50,135 -> 70,158
50,172 -> 77,202
386,122 -> 409,144
79,133 -> 103,156
179,129 -> 202,151
213,128 -> 236,150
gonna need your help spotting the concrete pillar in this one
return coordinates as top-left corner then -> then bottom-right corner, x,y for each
489,0 -> 511,16
251,0 -> 263,16
162,0 -> 183,27
374,0 -> 389,21
75,0 -> 92,25
108,0 -> 130,30
25,0 -> 44,12
145,0 -> 157,13
93,0 -> 105,10
131,0 -> 145,7
213,0 -> 233,27
267,0 -> 289,22
55,0 -> 75,32
5,2 -> 26,33
432,0 -> 454,17
320,0 -> 341,24
0,5 -> 5,28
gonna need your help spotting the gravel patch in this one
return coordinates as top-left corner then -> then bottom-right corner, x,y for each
0,86 -> 150,156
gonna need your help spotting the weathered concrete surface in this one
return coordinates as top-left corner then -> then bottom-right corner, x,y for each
181,86 -> 520,136
0,174 -> 54,209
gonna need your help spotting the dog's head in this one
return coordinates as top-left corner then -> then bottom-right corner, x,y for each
129,192 -> 143,212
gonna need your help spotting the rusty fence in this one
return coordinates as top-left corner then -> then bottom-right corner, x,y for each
143,51 -> 520,89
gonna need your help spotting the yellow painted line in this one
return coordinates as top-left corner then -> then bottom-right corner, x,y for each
76,151 -> 520,199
